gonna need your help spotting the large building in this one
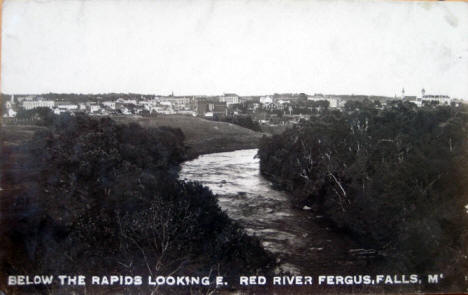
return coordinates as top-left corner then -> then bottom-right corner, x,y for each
422,95 -> 451,105
219,93 -> 240,106
420,89 -> 451,105
159,96 -> 194,111
22,100 -> 55,110
196,100 -> 227,117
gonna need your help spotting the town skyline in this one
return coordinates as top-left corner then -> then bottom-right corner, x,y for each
1,85 -> 462,99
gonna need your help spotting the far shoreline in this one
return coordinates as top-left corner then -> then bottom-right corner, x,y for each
122,114 -> 269,161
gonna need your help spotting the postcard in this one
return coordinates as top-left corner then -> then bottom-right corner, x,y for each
1,0 -> 467,293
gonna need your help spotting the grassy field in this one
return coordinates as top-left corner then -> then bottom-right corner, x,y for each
1,115 -> 265,160
0,124 -> 45,146
117,115 -> 265,158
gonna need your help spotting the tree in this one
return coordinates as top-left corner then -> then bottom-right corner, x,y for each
1,113 -> 274,290
258,102 -> 468,284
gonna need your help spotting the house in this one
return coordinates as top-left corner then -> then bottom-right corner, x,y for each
4,108 -> 17,118
260,96 -> 273,105
88,103 -> 101,113
102,101 -> 116,110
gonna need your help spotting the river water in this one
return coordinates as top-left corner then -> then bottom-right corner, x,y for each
179,149 -> 363,274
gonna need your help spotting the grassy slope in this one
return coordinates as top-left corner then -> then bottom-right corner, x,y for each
0,116 -> 264,192
2,114 -> 265,159
0,124 -> 45,146
117,115 -> 265,158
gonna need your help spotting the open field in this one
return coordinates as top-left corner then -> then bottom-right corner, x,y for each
117,115 -> 265,158
0,124 -> 45,146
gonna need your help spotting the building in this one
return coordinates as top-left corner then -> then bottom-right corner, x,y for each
307,95 -> 339,108
102,101 -> 116,110
219,93 -> 240,106
88,103 -> 101,113
116,98 -> 137,105
22,100 -> 55,110
422,95 -> 451,105
159,96 -> 193,111
7,108 -> 17,117
56,102 -> 78,111
196,100 -> 227,117
260,96 -> 273,105
4,97 -> 17,117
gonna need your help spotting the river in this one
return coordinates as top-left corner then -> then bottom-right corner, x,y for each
179,149 -> 365,274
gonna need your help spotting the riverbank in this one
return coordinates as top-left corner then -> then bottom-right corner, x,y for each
3,115 -> 267,159
119,115 -> 266,159
1,115 -> 276,294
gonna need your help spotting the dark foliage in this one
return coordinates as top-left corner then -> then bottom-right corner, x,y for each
15,107 -> 56,125
1,113 -> 273,288
258,102 -> 468,282
214,115 -> 262,132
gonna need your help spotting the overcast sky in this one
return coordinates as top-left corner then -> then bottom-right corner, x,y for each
2,0 -> 468,98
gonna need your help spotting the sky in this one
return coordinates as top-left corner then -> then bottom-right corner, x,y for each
2,0 -> 468,98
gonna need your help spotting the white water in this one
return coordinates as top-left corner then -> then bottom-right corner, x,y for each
179,149 -> 361,274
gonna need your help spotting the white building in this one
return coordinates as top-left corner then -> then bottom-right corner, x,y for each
102,101 -> 116,109
260,96 -> 273,104
219,93 -> 240,106
422,95 -> 451,105
419,88 -> 451,105
4,108 -> 17,117
160,97 -> 193,110
56,102 -> 78,111
116,98 -> 137,105
22,100 -> 55,110
89,104 -> 101,113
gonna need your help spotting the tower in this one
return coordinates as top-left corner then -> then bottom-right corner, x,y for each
401,88 -> 405,99
421,88 -> 426,98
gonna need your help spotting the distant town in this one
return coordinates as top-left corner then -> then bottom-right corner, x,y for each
2,89 -> 463,128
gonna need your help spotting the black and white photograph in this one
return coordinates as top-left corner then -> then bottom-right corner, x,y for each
1,0 -> 468,293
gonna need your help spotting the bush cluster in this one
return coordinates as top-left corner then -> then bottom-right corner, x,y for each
258,101 -> 468,281
1,113 -> 273,290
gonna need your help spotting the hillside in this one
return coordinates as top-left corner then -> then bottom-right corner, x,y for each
118,115 -> 265,158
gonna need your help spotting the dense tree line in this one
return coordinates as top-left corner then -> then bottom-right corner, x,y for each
213,115 -> 262,132
15,107 -> 56,124
258,101 -> 468,284
1,113 -> 273,292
